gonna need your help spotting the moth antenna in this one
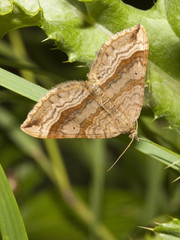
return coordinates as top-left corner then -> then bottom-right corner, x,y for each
106,136 -> 135,172
107,121 -> 138,172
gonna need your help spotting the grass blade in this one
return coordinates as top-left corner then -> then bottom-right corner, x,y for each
0,165 -> 28,240
0,68 -> 46,101
136,137 -> 180,171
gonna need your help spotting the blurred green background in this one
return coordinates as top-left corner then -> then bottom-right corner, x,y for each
1,0 -> 180,240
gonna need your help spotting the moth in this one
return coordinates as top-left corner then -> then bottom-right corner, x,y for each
21,24 -> 148,140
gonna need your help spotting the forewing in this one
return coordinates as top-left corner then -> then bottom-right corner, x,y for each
88,24 -> 149,124
21,81 -> 120,138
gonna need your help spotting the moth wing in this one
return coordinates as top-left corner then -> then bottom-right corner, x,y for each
21,81 -> 120,139
88,24 -> 148,123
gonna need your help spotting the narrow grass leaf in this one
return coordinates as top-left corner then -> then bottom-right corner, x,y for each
0,68 -> 47,101
136,137 -> 180,171
0,165 -> 28,240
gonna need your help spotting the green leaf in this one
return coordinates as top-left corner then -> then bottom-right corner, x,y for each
148,62 -> 180,133
165,0 -> 180,38
40,0 -> 111,63
0,0 -> 42,38
154,219 -> 180,240
0,165 -> 28,240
